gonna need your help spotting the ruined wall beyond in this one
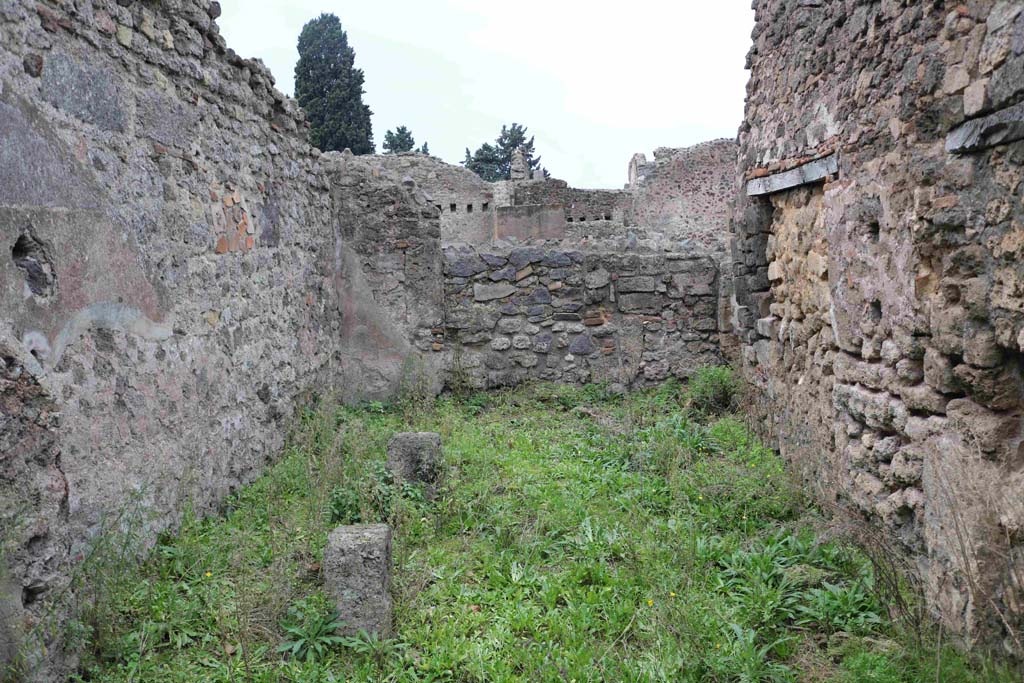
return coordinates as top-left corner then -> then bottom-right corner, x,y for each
512,179 -> 631,224
370,153 -> 496,245
627,139 -> 737,255
731,0 -> 1024,651
373,141 -> 738,254
0,1 -> 441,677
371,145 -> 737,393
443,246 -> 721,389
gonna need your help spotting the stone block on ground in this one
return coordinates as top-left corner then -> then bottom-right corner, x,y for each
323,524 -> 393,637
387,432 -> 443,499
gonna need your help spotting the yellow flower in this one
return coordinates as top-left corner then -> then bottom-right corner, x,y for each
646,599 -> 654,607
715,643 -> 721,649
204,571 -> 212,577
697,495 -> 703,501
669,591 -> 676,598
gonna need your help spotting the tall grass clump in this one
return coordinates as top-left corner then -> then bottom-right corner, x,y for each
687,365 -> 742,416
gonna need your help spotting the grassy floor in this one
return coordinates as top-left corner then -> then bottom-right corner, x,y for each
72,375 -> 1016,682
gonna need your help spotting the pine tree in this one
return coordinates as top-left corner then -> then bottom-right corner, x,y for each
383,126 -> 416,154
418,142 -> 430,155
495,124 -> 541,177
463,143 -> 504,182
295,14 -> 374,154
463,123 -> 543,180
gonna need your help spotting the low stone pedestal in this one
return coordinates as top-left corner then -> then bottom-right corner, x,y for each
323,524 -> 392,637
386,432 -> 443,499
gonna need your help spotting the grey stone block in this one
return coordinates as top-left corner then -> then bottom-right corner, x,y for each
323,525 -> 393,637
497,317 -> 523,334
508,247 -> 545,269
480,253 -> 508,267
946,100 -> 1024,153
527,287 -> 552,304
617,275 -> 658,293
533,333 -> 554,353
512,335 -> 531,350
542,251 -> 573,267
669,272 -> 716,298
745,154 -> 839,196
617,292 -> 663,314
474,283 -> 517,302
568,333 -> 597,355
386,432 -> 443,499
585,268 -> 611,289
756,316 -> 779,339
489,266 -> 515,282
446,253 -> 487,278
989,54 -> 1024,109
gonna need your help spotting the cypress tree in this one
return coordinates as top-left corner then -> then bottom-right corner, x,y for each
295,14 -> 374,154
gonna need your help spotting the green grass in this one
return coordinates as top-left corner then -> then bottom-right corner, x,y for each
71,375 -> 1018,682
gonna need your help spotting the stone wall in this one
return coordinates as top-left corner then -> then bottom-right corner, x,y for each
328,155 -> 446,398
0,1 -> 441,677
370,153 -> 496,245
628,139 -> 737,255
373,142 -> 738,253
443,246 -> 721,389
491,204 -> 568,243
347,143 -> 739,395
512,178 -> 632,224
730,0 -> 1024,651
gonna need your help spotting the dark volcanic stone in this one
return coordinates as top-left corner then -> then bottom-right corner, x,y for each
568,334 -> 597,356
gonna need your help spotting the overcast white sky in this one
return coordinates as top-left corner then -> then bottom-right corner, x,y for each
218,1 -> 754,189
